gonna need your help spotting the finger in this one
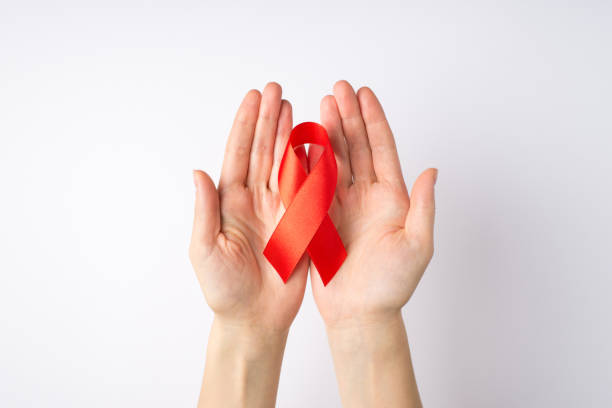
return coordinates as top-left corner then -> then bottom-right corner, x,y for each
356,87 -> 405,188
219,89 -> 261,190
319,95 -> 351,188
333,80 -> 376,184
404,168 -> 437,250
247,82 -> 283,187
269,99 -> 292,193
190,170 -> 221,252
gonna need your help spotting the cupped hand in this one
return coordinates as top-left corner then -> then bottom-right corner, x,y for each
189,83 -> 308,333
311,80 -> 437,327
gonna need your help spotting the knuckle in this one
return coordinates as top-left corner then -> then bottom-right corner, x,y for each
409,235 -> 434,261
258,108 -> 275,121
349,140 -> 372,155
251,141 -> 272,154
227,143 -> 250,157
369,142 -> 390,154
234,112 -> 252,126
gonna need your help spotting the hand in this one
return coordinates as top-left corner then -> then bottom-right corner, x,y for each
310,80 -> 436,408
311,80 -> 437,328
189,83 -> 309,407
189,82 -> 308,333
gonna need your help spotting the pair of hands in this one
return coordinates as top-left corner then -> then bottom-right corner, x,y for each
189,80 -> 436,407
190,80 -> 436,333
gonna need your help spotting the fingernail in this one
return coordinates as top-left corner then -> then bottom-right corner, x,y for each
433,168 -> 438,185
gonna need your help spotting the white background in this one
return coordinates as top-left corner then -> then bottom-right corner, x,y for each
1,1 -> 611,407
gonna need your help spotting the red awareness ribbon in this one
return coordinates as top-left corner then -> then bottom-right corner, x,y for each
263,122 -> 347,286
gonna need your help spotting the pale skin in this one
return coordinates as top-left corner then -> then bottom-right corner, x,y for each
189,80 -> 436,407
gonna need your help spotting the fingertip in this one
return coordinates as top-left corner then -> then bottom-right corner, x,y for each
244,89 -> 262,105
321,94 -> 333,106
333,80 -> 363,120
277,99 -> 293,134
411,168 -> 438,208
356,86 -> 374,99
193,170 -> 216,194
420,168 -> 438,186
320,95 -> 340,120
191,169 -> 220,246
431,168 -> 439,185
193,169 -> 205,191
263,81 -> 282,98
265,81 -> 281,90
333,79 -> 355,95
256,83 -> 282,126
356,86 -> 386,121
405,168 -> 437,245
280,98 -> 292,114
356,86 -> 378,107
240,89 -> 262,115
320,94 -> 336,111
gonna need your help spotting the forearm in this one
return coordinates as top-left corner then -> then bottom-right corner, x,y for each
199,317 -> 288,408
326,312 -> 422,408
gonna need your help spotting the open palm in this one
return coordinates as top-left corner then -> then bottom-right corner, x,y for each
311,81 -> 437,327
189,83 -> 308,332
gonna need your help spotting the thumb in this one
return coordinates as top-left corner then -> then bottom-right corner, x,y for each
405,168 -> 437,247
191,170 -> 221,251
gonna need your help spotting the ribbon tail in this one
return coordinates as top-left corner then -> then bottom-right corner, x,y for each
307,215 -> 347,285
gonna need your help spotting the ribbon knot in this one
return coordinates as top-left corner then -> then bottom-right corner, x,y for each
263,122 -> 347,285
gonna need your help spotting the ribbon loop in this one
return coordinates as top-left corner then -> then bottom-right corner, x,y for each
263,122 -> 347,285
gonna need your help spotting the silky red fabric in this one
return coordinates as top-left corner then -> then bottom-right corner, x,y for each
263,122 -> 347,285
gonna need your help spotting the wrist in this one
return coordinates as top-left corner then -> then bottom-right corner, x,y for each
210,315 -> 289,359
325,312 -> 422,408
325,311 -> 405,353
199,316 -> 288,408
322,305 -> 404,332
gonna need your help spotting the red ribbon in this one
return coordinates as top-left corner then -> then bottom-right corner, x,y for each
264,122 -> 347,285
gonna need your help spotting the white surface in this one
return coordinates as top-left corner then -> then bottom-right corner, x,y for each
1,1 -> 611,406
